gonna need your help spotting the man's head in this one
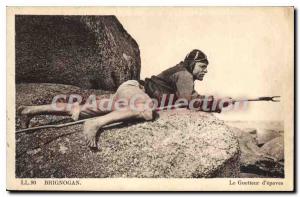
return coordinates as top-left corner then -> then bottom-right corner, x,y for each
192,61 -> 208,81
184,49 -> 209,80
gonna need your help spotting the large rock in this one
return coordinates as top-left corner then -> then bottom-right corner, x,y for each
231,127 -> 262,166
16,15 -> 141,90
15,83 -> 240,178
256,129 -> 282,146
231,127 -> 284,177
15,83 -> 113,107
260,137 -> 284,162
226,121 -> 284,148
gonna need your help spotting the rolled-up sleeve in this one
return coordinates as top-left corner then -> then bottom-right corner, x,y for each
173,71 -> 194,100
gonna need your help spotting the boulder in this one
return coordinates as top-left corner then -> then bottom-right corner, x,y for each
260,137 -> 284,162
243,128 -> 258,145
15,83 -> 240,178
231,127 -> 262,166
15,15 -> 141,90
15,83 -> 112,107
231,127 -> 284,177
256,129 -> 282,146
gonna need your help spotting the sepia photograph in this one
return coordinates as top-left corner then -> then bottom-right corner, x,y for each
6,6 -> 294,191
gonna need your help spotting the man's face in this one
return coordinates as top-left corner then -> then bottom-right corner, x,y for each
192,62 -> 208,80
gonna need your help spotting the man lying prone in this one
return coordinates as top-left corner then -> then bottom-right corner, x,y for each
18,49 -> 232,149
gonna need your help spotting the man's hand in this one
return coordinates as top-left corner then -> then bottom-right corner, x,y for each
188,95 -> 234,112
205,96 -> 233,113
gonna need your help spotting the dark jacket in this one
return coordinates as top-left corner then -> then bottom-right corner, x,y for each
144,61 -> 201,104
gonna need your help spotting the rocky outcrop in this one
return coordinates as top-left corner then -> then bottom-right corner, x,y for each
260,137 -> 284,162
256,129 -> 282,146
15,15 -> 140,90
230,126 -> 284,178
15,83 -> 113,108
15,83 -> 240,178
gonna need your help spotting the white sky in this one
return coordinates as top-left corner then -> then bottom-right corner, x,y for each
117,7 -> 293,121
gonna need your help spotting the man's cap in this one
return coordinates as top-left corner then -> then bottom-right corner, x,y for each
184,49 -> 208,63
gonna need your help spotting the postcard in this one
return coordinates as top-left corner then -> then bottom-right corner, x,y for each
6,6 -> 294,191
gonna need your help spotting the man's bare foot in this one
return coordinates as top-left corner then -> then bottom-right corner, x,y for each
17,106 -> 32,129
83,119 -> 102,149
70,102 -> 81,121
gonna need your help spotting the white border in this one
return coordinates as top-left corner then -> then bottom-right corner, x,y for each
1,1 -> 298,196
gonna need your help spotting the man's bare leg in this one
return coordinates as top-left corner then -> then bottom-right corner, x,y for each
18,102 -> 80,128
83,109 -> 153,148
